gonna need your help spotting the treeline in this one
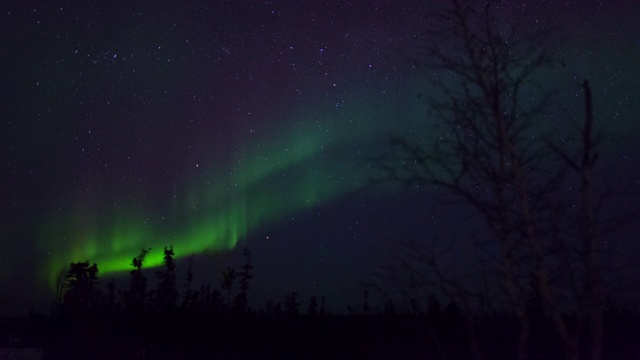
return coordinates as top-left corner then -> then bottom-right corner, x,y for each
40,246 -> 477,359
6,246 -> 639,359
55,245 -> 467,319
57,246 -> 256,317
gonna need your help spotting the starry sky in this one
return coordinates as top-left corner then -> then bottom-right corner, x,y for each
1,0 -> 639,315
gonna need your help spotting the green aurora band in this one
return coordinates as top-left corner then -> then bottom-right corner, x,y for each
38,101 -> 411,289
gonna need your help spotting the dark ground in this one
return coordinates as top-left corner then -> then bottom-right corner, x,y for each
2,307 -> 639,360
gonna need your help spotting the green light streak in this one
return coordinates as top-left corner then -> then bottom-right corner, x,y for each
39,100 -> 407,289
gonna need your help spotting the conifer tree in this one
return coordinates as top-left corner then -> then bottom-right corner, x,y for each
284,291 -> 301,316
154,246 -> 178,311
233,248 -> 254,313
62,261 -> 100,312
221,267 -> 236,309
125,248 -> 150,313
182,256 -> 194,309
307,295 -> 318,317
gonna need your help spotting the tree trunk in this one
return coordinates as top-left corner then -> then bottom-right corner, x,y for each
581,80 -> 604,360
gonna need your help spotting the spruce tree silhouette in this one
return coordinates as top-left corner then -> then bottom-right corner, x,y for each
182,256 -> 194,309
284,291 -> 301,316
61,261 -> 100,313
221,266 -> 236,311
233,248 -> 253,314
382,299 -> 395,317
307,295 -> 318,317
210,288 -> 224,313
362,290 -> 370,315
105,278 -> 118,313
154,246 -> 178,312
319,295 -> 327,317
124,248 -> 150,314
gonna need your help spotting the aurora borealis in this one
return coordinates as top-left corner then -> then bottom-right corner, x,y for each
38,101 -> 400,286
1,0 -> 640,315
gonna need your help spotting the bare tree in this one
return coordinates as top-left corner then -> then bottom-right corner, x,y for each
373,1 -> 610,359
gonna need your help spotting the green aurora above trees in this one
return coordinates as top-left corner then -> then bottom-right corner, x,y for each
36,100 -> 417,288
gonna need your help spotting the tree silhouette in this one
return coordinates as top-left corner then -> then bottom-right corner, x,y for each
124,248 -> 151,314
105,278 -> 118,313
319,295 -> 327,316
233,248 -> 253,314
579,80 -> 604,360
307,295 -> 318,317
374,1 -> 610,359
382,299 -> 396,317
62,261 -> 100,312
361,290 -> 370,315
37,244 -> 638,359
154,246 -> 178,312
221,266 -> 236,310
284,291 -> 301,316
182,256 -> 194,309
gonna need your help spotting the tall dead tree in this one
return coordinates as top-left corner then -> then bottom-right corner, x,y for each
579,81 -> 603,360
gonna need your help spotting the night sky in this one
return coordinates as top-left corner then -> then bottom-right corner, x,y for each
1,0 -> 639,315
